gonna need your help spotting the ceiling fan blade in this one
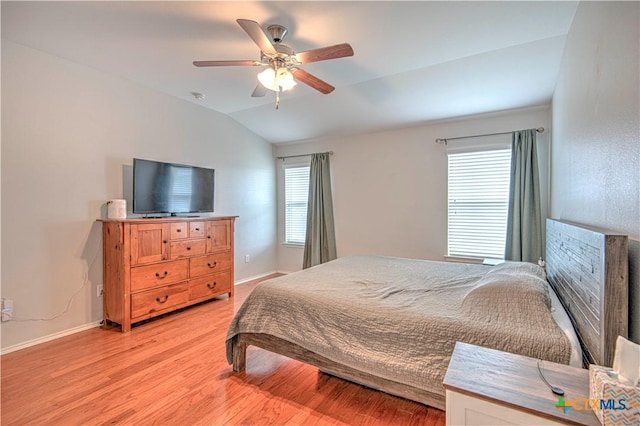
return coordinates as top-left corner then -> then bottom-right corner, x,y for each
251,84 -> 268,98
193,60 -> 261,67
236,19 -> 276,55
291,68 -> 335,94
295,43 -> 354,64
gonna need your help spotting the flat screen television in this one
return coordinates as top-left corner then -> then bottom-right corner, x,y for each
133,158 -> 215,216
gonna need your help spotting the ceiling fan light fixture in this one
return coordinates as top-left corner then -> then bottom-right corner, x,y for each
276,68 -> 296,91
258,67 -> 296,92
257,67 -> 275,89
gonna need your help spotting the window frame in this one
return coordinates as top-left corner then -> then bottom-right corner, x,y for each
283,162 -> 310,246
446,143 -> 512,261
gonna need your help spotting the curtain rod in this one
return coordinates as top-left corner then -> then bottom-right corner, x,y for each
435,127 -> 545,145
277,151 -> 334,161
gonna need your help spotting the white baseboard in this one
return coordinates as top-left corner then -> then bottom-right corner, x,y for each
234,270 -> 281,285
1,321 -> 101,355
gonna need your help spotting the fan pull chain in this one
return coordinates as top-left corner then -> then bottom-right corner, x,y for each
275,91 -> 280,109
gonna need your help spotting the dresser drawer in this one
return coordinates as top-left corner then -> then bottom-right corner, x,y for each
189,221 -> 205,238
170,222 -> 189,240
131,259 -> 189,292
170,239 -> 206,259
189,271 -> 232,301
131,283 -> 189,319
189,251 -> 232,277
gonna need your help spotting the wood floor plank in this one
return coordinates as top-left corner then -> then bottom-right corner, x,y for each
1,275 -> 445,425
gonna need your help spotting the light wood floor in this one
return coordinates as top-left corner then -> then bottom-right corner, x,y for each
1,276 -> 445,425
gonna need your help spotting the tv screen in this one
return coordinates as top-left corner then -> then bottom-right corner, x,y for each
133,158 -> 215,215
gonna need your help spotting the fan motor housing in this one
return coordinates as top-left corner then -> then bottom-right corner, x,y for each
261,44 -> 296,66
275,44 -> 293,56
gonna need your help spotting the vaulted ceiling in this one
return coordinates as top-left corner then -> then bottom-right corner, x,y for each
2,1 -> 578,143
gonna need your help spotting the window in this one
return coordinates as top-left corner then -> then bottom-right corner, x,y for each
168,167 -> 192,213
447,148 -> 512,259
284,165 -> 310,244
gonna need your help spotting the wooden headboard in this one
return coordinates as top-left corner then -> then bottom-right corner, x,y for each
546,219 -> 628,367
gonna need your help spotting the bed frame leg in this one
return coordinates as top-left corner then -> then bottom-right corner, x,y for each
232,338 -> 247,372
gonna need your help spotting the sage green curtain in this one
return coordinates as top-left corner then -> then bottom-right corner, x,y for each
505,129 -> 543,262
303,153 -> 337,269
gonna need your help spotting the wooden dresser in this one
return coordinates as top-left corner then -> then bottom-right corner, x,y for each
99,216 -> 236,332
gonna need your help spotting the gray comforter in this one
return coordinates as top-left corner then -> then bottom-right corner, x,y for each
226,255 -> 571,398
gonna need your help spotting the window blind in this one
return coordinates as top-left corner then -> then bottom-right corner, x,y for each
284,165 -> 310,244
447,148 -> 512,259
168,167 -> 192,212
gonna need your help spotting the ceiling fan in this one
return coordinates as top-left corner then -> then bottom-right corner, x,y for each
193,19 -> 354,108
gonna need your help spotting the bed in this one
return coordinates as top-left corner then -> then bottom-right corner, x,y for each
225,219 -> 628,410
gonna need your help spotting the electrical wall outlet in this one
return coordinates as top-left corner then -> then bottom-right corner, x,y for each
97,285 -> 104,297
244,254 -> 250,263
1,298 -> 14,322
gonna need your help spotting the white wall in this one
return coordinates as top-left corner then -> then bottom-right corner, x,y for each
551,1 -> 639,342
275,106 -> 551,272
1,40 -> 277,350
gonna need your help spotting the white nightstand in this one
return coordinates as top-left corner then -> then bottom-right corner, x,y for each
443,342 -> 600,426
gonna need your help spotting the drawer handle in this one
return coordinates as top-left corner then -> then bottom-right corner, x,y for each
156,295 -> 169,303
155,271 -> 168,279
163,240 -> 168,244
207,282 -> 217,289
186,246 -> 191,251
177,229 -> 182,232
207,261 -> 218,268
195,227 -> 200,231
